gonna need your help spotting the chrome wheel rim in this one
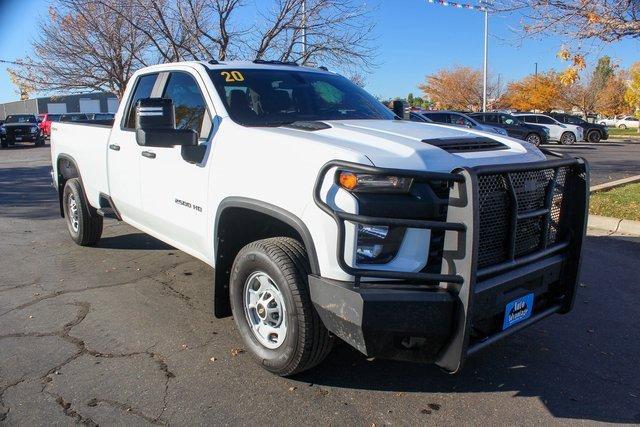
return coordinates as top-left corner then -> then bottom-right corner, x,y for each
68,194 -> 79,233
243,271 -> 287,349
527,135 -> 540,146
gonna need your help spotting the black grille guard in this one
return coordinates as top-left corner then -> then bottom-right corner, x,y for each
313,149 -> 590,372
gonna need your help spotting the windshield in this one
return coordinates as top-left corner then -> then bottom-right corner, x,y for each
48,114 -> 62,122
5,115 -> 37,124
208,68 -> 394,126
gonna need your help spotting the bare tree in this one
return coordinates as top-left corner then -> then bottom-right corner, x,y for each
500,0 -> 640,42
7,0 -> 376,98
8,0 -> 150,98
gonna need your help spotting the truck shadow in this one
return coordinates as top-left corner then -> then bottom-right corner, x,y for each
98,232 -> 173,250
0,165 -> 59,219
298,234 -> 640,424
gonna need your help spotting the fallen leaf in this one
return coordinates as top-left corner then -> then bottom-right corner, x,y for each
428,403 -> 441,411
288,386 -> 297,392
28,315 -> 34,319
181,344 -> 189,350
230,348 -> 245,356
421,409 -> 432,415
209,357 -> 216,362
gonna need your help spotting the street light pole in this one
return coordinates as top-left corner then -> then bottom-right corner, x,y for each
427,0 -> 491,112
483,8 -> 488,112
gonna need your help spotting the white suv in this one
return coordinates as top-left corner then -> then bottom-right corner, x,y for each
515,113 -> 583,145
600,116 -> 639,129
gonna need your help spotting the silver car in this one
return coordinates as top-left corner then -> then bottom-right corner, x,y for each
410,110 -> 509,136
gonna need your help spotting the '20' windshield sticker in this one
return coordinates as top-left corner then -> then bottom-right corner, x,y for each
220,71 -> 245,82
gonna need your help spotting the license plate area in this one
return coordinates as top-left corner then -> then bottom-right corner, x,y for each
502,293 -> 534,330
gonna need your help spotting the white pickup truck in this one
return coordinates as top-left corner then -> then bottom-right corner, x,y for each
51,60 -> 589,376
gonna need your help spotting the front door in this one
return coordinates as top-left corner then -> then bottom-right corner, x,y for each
107,72 -> 159,224
138,69 -> 214,258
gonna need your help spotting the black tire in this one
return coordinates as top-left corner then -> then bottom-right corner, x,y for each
0,140 -> 7,149
525,133 -> 541,147
619,124 -> 627,129
230,237 -> 333,376
62,178 -> 103,246
560,131 -> 576,145
35,136 -> 45,146
587,131 -> 601,143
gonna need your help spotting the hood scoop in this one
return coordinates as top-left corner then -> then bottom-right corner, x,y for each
282,121 -> 331,131
421,136 -> 508,153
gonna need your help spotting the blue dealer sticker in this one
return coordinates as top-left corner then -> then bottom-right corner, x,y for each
503,293 -> 534,330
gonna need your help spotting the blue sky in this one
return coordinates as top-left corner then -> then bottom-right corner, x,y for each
1,0 -> 639,103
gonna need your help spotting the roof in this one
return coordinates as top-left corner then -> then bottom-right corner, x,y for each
198,60 -> 332,74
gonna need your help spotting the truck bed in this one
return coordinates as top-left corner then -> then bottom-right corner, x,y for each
51,121 -> 113,208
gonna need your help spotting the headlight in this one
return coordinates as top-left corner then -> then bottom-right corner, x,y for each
30,126 -> 38,133
543,127 -> 550,136
338,171 -> 412,193
577,126 -> 584,135
356,224 -> 406,264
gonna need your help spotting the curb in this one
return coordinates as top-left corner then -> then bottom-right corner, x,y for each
588,214 -> 640,236
590,175 -> 640,193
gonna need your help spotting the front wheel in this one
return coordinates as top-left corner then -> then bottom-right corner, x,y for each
62,178 -> 103,246
525,133 -> 541,147
587,131 -> 601,143
230,237 -> 333,376
618,124 -> 627,129
560,131 -> 576,145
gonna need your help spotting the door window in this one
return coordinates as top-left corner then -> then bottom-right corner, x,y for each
536,115 -> 556,125
124,73 -> 158,129
162,72 -> 212,138
449,114 -> 474,127
521,115 -> 537,123
425,113 -> 449,123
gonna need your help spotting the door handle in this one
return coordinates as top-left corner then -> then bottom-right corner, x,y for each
141,151 -> 156,159
109,144 -> 120,151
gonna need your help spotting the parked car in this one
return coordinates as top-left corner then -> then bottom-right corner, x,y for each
38,113 -> 62,139
86,112 -> 115,121
0,120 -> 5,145
599,115 -> 639,129
51,60 -> 588,376
59,113 -> 89,122
549,113 -> 608,143
1,114 -> 45,148
412,110 -> 509,136
514,113 -> 583,145
468,112 -> 549,146
408,111 -> 433,123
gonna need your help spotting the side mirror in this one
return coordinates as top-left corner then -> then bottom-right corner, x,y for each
135,98 -> 198,147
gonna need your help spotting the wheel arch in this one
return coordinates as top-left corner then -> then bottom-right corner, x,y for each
56,154 -> 85,218
212,197 -> 319,318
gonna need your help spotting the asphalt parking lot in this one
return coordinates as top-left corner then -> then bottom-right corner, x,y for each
1,143 -> 639,425
551,140 -> 640,185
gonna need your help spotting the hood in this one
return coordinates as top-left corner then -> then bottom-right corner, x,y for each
252,120 -> 545,171
3,122 -> 38,128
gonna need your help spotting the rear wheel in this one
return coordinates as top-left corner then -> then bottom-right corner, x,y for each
587,131 -> 601,143
560,131 -> 576,145
230,237 -> 333,376
525,133 -> 541,147
618,124 -> 627,129
62,178 -> 103,246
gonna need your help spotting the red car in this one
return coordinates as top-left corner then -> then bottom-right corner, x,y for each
38,113 -> 62,138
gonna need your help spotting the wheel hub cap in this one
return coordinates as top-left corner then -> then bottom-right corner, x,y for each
68,194 -> 79,232
243,272 -> 287,349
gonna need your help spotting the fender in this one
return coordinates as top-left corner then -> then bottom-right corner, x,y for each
214,197 -> 320,274
56,153 -> 88,218
212,197 -> 320,317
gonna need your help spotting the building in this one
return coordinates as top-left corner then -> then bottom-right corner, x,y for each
0,92 -> 119,120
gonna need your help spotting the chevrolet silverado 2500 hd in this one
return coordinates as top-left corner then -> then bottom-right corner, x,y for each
51,60 -> 589,376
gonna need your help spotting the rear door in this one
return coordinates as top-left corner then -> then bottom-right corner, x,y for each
107,72 -> 159,223
499,114 -> 526,138
535,115 -> 563,140
138,68 -> 214,257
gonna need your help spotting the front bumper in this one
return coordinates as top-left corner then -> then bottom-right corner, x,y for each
311,151 -> 589,372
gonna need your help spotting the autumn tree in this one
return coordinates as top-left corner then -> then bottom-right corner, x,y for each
8,0 -> 375,98
501,0 -> 640,42
418,66 -> 501,111
597,71 -> 629,117
624,62 -> 640,131
501,72 -> 563,112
